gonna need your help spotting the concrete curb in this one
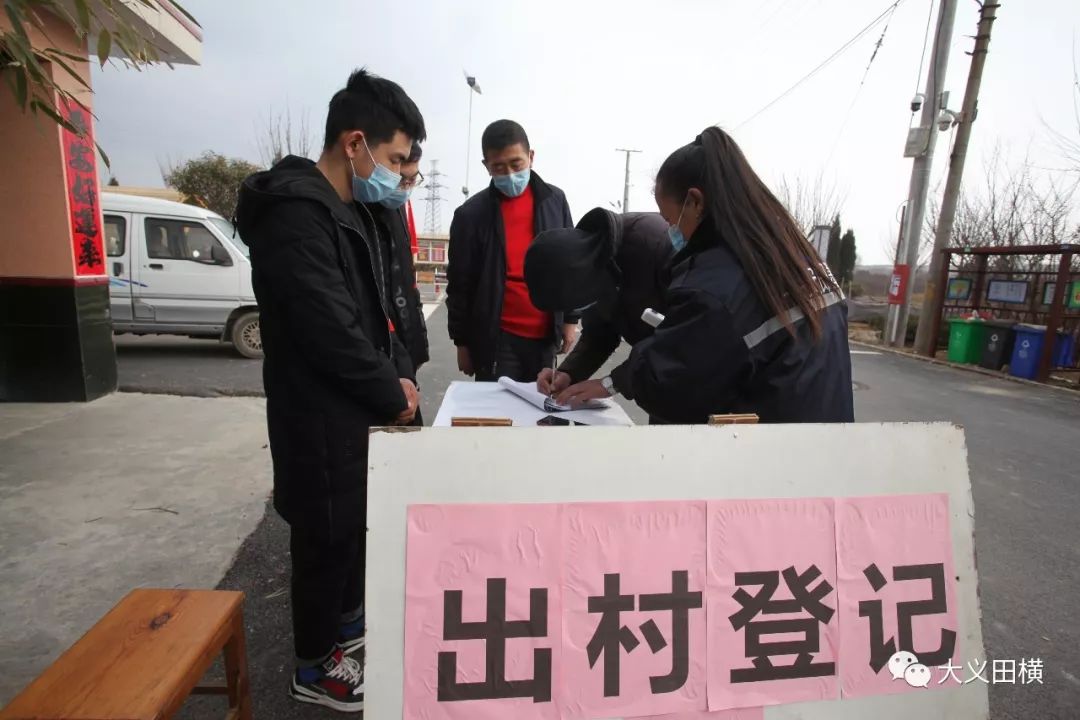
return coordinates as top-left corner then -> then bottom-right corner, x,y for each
850,340 -> 1080,396
118,385 -> 266,399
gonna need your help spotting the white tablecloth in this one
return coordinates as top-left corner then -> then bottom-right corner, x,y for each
432,381 -> 635,427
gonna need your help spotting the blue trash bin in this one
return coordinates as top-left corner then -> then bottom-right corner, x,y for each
1010,325 -> 1046,379
1011,325 -> 1074,378
1055,333 -> 1076,368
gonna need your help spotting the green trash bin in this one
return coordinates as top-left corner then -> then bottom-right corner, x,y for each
947,317 -> 986,364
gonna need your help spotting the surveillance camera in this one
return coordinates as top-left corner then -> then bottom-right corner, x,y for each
937,109 -> 959,132
910,93 -> 925,112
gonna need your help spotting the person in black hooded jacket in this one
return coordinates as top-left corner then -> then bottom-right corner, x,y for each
555,127 -> 853,424
523,207 -> 671,405
367,141 -> 430,375
235,69 -> 424,712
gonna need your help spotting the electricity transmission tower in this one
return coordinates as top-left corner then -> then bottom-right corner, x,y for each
423,160 -> 446,235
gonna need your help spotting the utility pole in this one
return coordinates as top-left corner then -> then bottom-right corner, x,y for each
914,1 -> 1001,356
885,0 -> 959,347
615,148 -> 641,213
462,74 -> 482,197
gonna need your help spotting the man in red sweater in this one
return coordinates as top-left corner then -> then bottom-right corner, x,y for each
447,120 -> 577,382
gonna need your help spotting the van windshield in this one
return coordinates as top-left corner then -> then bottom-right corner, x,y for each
209,217 -> 249,257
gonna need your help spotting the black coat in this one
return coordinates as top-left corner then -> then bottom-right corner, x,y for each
236,156 -> 410,539
559,212 -> 672,383
446,171 -> 575,373
368,202 -> 430,372
617,221 -> 854,424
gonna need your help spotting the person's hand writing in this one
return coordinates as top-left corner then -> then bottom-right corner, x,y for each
555,379 -> 611,409
395,379 -> 420,425
537,368 -> 572,396
457,347 -> 474,376
560,324 -> 579,354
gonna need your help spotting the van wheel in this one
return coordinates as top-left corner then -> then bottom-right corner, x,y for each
231,312 -> 263,359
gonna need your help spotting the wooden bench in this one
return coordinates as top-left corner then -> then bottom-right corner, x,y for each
0,589 -> 251,720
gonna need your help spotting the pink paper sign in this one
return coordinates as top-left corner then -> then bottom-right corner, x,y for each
561,501 -> 708,718
836,493 -> 960,698
403,503 -> 562,720
707,498 -> 840,710
645,707 -> 765,720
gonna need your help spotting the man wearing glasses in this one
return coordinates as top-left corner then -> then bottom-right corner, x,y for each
365,142 -> 430,411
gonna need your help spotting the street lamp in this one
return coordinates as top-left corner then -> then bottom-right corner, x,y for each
462,72 -> 482,196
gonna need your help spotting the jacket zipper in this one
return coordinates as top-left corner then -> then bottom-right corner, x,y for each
336,217 -> 394,360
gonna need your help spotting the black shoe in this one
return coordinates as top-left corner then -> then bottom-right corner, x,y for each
290,648 -> 364,713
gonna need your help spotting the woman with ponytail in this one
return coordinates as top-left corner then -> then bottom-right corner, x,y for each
557,126 -> 854,423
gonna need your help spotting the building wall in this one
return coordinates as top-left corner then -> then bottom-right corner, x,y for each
415,235 -> 449,301
0,10 -> 92,280
0,10 -> 116,401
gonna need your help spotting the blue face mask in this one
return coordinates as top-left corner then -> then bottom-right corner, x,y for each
351,139 -> 402,203
668,199 -> 689,252
667,226 -> 687,253
493,168 -> 531,197
378,186 -> 411,209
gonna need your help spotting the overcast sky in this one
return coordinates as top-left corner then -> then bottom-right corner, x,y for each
92,0 -> 1080,265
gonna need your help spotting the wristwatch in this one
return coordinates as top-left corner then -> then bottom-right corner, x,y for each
600,376 -> 617,396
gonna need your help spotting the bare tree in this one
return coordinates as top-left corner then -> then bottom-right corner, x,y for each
881,212 -> 936,271
256,107 -> 314,166
774,173 -> 846,235
1045,40 -> 1080,173
921,148 -> 1080,274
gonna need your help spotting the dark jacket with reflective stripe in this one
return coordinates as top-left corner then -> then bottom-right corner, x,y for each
236,156 -> 411,539
616,221 -> 854,424
446,171 -> 575,374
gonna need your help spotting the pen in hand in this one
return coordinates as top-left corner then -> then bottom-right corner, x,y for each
549,354 -> 558,399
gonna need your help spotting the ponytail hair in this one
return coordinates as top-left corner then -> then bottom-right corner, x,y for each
656,127 -> 838,340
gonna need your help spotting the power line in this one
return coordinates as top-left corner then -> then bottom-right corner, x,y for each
922,0 -> 949,128
700,0 -> 820,84
825,2 -> 901,163
913,0 -> 937,98
735,0 -> 907,130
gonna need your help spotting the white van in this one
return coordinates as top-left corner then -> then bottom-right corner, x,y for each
102,192 -> 262,358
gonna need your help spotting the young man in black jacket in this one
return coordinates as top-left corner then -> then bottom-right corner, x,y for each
446,120 -> 578,382
235,69 -> 424,713
524,207 -> 671,413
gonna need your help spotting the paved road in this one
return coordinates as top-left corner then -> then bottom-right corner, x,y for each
127,307 -> 1079,718
115,307 -> 649,425
115,335 -> 264,397
851,347 -> 1080,718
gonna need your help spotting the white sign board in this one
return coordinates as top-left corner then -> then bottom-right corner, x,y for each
986,279 -> 1029,305
808,225 -> 831,262
366,423 -> 987,719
